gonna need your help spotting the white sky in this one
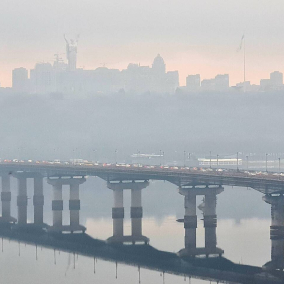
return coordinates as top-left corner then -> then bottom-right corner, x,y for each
1,0 -> 284,86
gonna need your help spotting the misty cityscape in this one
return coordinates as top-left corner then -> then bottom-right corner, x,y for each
1,0 -> 284,284
2,37 -> 284,96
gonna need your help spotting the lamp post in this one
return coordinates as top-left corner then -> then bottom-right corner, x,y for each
266,153 -> 268,172
210,151 -> 212,169
183,151 -> 186,167
162,151 -> 165,166
237,152 -> 239,172
217,154 -> 219,168
279,158 -> 281,179
159,150 -> 162,166
246,155 -> 249,171
115,149 -> 117,165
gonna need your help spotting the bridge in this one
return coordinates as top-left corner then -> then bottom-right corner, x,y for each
0,161 -> 284,194
0,160 -> 282,282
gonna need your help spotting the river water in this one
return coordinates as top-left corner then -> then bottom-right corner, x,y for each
0,177 -> 274,284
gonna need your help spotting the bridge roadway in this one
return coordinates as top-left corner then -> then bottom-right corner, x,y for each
0,161 -> 283,194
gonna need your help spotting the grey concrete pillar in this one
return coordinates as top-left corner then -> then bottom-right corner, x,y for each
272,238 -> 284,266
263,237 -> 284,270
184,192 -> 197,250
33,176 -> 44,225
131,188 -> 142,237
69,182 -> 80,228
263,195 -> 284,231
52,183 -> 63,228
17,177 -> 28,225
1,174 -> 11,219
204,193 -> 217,251
112,189 -> 124,237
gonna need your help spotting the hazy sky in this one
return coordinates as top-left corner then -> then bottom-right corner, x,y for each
1,0 -> 284,87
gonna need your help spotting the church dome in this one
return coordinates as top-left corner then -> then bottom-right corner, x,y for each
152,54 -> 166,74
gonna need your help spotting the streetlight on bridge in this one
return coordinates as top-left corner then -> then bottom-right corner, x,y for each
237,152 -> 239,172
115,149 -> 118,164
279,158 -> 281,179
209,151 -> 212,169
217,154 -> 219,168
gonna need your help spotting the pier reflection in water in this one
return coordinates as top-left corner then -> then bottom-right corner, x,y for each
0,177 -> 282,283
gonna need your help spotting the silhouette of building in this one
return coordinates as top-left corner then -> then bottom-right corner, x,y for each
12,67 -> 29,93
30,63 -> 56,94
186,74 -> 200,91
201,79 -> 215,91
215,74 -> 229,90
201,74 -> 229,92
270,71 -> 283,87
14,39 -> 179,95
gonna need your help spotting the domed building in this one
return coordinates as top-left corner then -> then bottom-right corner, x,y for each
152,54 -> 166,75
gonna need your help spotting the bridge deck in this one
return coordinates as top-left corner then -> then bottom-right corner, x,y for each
0,162 -> 283,194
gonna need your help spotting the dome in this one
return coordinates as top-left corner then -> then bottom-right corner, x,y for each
152,54 -> 166,74
153,54 -> 165,65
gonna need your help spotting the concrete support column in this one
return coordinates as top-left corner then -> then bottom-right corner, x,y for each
204,193 -> 217,251
112,189 -> 124,237
263,238 -> 284,270
1,174 -> 11,220
131,188 -> 142,237
33,176 -> 44,225
263,195 -> 284,235
17,177 -> 28,225
184,192 -> 197,250
69,182 -> 80,228
52,183 -> 63,228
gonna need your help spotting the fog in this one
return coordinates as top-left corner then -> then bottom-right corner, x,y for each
2,0 -> 284,85
0,91 -> 282,162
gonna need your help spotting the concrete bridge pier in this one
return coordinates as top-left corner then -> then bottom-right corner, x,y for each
48,177 -> 86,233
16,175 -> 28,225
263,195 -> 284,234
0,173 -> 16,224
107,181 -> 149,244
69,178 -> 86,233
112,188 -> 124,238
49,179 -> 63,230
202,187 -> 224,257
178,189 -> 197,256
178,186 -> 224,257
263,237 -> 284,271
131,188 -> 142,237
33,175 -> 44,226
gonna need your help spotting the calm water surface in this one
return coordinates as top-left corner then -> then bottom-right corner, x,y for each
0,177 -> 273,284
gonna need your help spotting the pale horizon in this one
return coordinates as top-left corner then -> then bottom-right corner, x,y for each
1,0 -> 284,87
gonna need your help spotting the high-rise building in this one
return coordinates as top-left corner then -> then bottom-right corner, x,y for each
201,79 -> 215,91
270,71 -> 283,87
186,74 -> 200,91
215,74 -> 229,90
30,63 -> 55,94
152,54 -> 166,75
12,67 -> 29,92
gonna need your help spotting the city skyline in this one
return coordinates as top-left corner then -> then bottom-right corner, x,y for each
2,38 -> 284,91
2,0 -> 284,87
7,45 -> 284,94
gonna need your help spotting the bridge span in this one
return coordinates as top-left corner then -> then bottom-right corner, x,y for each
0,161 -> 283,194
0,161 -> 281,281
